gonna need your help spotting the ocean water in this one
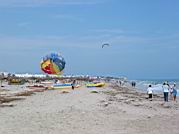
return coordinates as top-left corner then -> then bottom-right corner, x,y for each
132,79 -> 179,96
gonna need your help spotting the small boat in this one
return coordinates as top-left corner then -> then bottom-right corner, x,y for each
41,81 -> 54,85
86,82 -> 105,88
8,79 -> 25,85
48,83 -> 80,90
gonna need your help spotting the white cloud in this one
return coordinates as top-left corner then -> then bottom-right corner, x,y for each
0,0 -> 107,7
53,14 -> 84,22
0,35 -> 98,52
91,29 -> 125,34
17,22 -> 30,27
0,32 -> 178,53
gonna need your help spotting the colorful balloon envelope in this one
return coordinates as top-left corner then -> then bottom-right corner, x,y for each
41,53 -> 66,74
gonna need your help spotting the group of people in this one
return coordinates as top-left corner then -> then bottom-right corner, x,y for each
147,82 -> 177,102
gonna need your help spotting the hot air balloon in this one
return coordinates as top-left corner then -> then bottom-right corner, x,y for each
40,52 -> 66,75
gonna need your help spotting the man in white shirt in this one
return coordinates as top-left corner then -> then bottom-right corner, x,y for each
162,82 -> 169,102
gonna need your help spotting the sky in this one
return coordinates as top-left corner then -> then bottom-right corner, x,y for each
0,0 -> 179,79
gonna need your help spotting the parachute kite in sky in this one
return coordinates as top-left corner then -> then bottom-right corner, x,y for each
102,43 -> 110,48
40,52 -> 66,75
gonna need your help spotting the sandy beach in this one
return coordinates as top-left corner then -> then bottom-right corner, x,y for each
0,83 -> 179,134
1,0 -> 178,133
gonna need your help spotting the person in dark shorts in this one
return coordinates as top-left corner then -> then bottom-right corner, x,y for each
162,82 -> 169,102
71,80 -> 76,90
147,85 -> 153,100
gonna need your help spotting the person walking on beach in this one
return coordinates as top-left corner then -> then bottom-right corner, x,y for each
71,80 -> 76,90
131,82 -> 134,87
172,83 -> 177,101
133,82 -> 136,87
147,85 -> 153,100
169,83 -> 174,100
162,82 -> 169,102
119,80 -> 122,86
131,81 -> 136,88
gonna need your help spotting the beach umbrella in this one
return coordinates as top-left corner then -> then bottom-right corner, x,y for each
40,52 -> 66,75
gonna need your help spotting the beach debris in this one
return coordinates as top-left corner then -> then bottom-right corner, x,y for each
99,100 -> 106,103
122,110 -> 126,113
108,97 -> 115,101
0,103 -> 14,107
81,111 -> 86,114
99,100 -> 111,107
103,90 -> 119,96
0,88 -> 9,92
133,103 -> 143,107
41,52 -> 66,75
90,90 -> 99,93
60,91 -> 70,94
14,91 -> 35,96
26,84 -> 47,90
0,96 -> 24,103
147,116 -> 151,119
161,103 -> 174,109
30,89 -> 45,92
124,100 -> 131,104
104,102 -> 109,107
